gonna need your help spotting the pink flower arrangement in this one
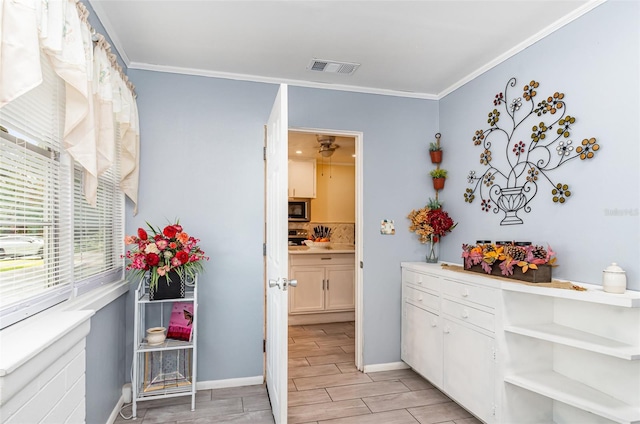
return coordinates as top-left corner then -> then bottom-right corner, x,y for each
461,242 -> 556,276
124,221 -> 208,290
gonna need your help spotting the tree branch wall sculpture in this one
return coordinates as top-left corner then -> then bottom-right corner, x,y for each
464,77 -> 600,225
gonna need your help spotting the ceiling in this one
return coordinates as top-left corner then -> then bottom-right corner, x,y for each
289,132 -> 355,164
88,0 -> 602,99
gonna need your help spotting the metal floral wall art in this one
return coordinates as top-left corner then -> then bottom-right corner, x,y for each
464,77 -> 600,225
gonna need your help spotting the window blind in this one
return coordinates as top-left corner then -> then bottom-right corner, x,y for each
0,55 -> 72,325
73,122 -> 124,295
0,53 -> 124,328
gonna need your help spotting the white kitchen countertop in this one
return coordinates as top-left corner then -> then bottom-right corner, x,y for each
289,244 -> 355,254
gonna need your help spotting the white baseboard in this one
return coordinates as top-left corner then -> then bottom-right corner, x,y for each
363,361 -> 410,373
196,375 -> 264,390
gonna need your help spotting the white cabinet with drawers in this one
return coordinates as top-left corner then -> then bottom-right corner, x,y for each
401,270 -> 443,388
401,262 -> 640,424
289,253 -> 355,314
401,266 -> 498,423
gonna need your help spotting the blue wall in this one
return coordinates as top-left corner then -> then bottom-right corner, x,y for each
288,87 -> 439,364
119,0 -> 639,391
125,72 -> 439,376
125,71 -> 279,380
85,296 -> 127,424
439,0 -> 639,289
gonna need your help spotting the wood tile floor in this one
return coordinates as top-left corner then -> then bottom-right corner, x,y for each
116,322 -> 481,424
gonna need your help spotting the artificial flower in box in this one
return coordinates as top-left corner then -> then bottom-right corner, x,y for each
461,242 -> 556,283
124,222 -> 208,299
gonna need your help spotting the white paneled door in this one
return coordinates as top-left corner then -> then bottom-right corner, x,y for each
265,84 -> 289,424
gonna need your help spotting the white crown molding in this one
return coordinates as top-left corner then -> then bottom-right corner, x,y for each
127,61 -> 439,100
437,0 -> 608,99
86,0 -> 131,67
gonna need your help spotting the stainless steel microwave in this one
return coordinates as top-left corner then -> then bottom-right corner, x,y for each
288,200 -> 310,222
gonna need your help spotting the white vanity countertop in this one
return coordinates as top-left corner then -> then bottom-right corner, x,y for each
289,244 -> 355,255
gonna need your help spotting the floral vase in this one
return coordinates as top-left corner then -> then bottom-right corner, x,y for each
149,270 -> 185,301
426,236 -> 439,263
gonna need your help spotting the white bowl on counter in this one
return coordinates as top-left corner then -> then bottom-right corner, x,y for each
302,240 -> 330,249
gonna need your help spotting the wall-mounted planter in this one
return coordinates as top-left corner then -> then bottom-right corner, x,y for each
430,151 -> 442,164
433,177 -> 445,190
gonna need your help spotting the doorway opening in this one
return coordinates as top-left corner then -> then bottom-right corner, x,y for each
286,127 -> 363,372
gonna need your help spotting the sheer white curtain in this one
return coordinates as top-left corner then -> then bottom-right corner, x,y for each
0,0 -> 139,211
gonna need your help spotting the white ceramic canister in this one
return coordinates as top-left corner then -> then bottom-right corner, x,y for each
146,327 -> 167,345
602,263 -> 627,294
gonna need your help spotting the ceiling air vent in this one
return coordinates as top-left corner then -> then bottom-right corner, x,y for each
308,59 -> 360,75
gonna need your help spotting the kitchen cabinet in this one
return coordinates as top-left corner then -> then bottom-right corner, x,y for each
402,303 -> 442,387
289,253 -> 354,314
132,275 -> 198,418
401,262 -> 640,424
401,267 -> 497,423
288,159 -> 316,198
401,271 -> 442,387
442,318 -> 495,422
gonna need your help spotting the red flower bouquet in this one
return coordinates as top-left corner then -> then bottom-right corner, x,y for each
407,205 -> 457,244
124,221 -> 208,291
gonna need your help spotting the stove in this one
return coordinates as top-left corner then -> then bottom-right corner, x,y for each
288,228 -> 308,246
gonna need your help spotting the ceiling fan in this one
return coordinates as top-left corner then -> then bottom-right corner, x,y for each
317,135 -> 340,157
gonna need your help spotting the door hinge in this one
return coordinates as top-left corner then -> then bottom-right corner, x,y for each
492,404 -> 496,416
263,243 -> 266,256
360,261 -> 363,269
263,339 -> 266,353
492,346 -> 497,362
263,146 -> 266,161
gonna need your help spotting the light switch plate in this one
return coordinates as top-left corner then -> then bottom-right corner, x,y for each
380,219 -> 395,235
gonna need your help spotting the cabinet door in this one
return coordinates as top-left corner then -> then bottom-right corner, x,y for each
289,266 -> 325,313
324,265 -> 355,311
288,160 -> 316,198
443,319 -> 495,423
402,302 -> 443,387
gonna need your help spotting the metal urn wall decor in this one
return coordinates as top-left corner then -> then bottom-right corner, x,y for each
464,77 -> 600,225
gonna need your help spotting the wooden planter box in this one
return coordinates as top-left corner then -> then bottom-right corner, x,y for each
464,263 -> 552,283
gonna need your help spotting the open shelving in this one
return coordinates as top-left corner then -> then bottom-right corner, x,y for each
132,275 -> 198,418
502,288 -> 640,424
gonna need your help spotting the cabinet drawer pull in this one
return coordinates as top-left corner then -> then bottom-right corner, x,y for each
462,309 -> 469,319
444,326 -> 450,334
326,280 -> 330,290
462,288 -> 470,297
431,320 -> 437,327
418,295 -> 423,301
321,257 -> 332,260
